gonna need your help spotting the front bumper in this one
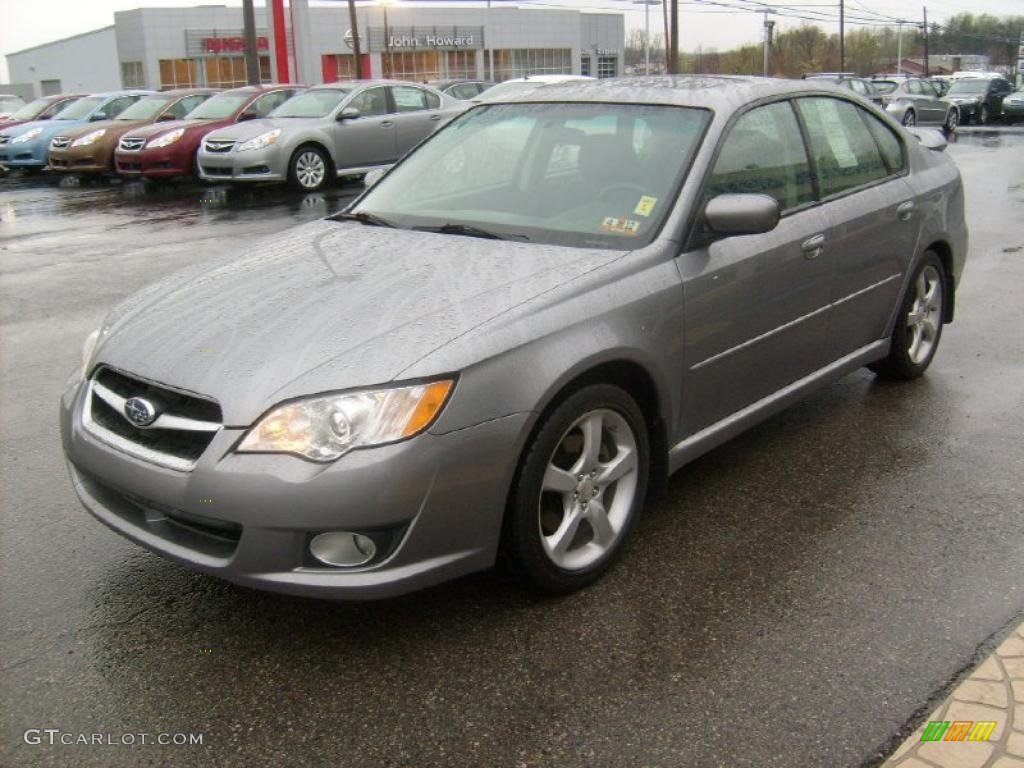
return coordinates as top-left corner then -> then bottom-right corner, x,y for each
0,139 -> 47,167
196,145 -> 286,182
1002,103 -> 1024,120
48,146 -> 111,173
61,377 -> 528,599
115,146 -> 192,178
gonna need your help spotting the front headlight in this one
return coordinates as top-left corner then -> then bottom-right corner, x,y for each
81,328 -> 101,379
12,127 -> 43,144
237,379 -> 455,461
71,129 -> 106,147
236,129 -> 282,152
146,128 -> 185,148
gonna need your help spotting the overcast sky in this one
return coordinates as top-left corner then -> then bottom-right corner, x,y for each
2,0 -> 1022,82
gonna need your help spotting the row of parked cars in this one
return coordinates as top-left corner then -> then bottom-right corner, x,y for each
804,72 -> 1022,130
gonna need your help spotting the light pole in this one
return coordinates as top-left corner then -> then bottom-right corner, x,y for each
633,0 -> 662,75
380,0 -> 394,79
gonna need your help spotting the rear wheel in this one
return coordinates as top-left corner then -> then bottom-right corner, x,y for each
288,146 -> 330,191
869,252 -> 946,380
501,384 -> 650,593
943,107 -> 959,133
902,110 -> 916,127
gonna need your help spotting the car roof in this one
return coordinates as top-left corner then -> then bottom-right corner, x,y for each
153,87 -> 220,97
84,90 -> 156,99
495,75 -> 834,109
311,79 -> 440,91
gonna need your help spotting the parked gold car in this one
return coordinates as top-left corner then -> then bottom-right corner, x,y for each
48,89 -> 216,174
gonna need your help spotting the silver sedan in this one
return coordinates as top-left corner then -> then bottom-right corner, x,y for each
196,80 -> 465,190
62,77 -> 967,598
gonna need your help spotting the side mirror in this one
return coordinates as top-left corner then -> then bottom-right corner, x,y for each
908,128 -> 947,152
363,168 -> 386,189
237,110 -> 257,122
337,107 -> 361,121
90,112 -> 108,121
704,193 -> 780,237
157,113 -> 176,122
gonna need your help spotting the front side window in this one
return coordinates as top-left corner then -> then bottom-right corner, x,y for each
249,90 -> 293,117
797,97 -> 889,198
706,101 -> 814,212
166,94 -> 209,119
115,96 -> 172,121
104,96 -> 142,119
271,88 -> 351,118
348,87 -> 389,117
186,92 -> 249,120
53,96 -> 105,120
906,80 -> 923,95
947,79 -> 989,96
349,102 -> 710,249
872,81 -> 897,94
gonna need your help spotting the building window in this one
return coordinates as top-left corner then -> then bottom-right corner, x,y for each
121,61 -> 145,88
597,56 -> 618,79
159,56 -> 270,89
580,56 -> 591,77
324,54 -> 360,80
490,49 -> 572,81
40,79 -> 62,96
384,51 -> 441,81
159,59 -> 198,88
444,50 -> 477,79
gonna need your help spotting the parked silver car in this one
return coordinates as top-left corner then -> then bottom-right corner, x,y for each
62,76 -> 967,599
196,80 -> 465,190
873,77 -> 959,131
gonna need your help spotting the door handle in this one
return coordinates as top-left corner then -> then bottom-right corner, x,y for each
801,234 -> 826,259
429,114 -> 442,121
897,201 -> 915,221
380,120 -> 394,128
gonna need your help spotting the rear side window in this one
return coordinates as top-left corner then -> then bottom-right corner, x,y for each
450,83 -> 478,100
860,110 -> 905,174
797,97 -> 889,198
706,101 -> 814,213
392,86 -> 430,113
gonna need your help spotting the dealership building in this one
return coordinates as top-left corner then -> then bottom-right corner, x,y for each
6,3 -> 625,97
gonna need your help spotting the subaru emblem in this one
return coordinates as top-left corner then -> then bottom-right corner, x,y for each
123,397 -> 158,427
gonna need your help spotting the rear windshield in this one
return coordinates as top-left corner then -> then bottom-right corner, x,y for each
53,96 -> 106,120
872,81 -> 898,94
185,93 -> 250,120
947,79 -> 990,95
116,96 -> 172,120
271,89 -> 351,118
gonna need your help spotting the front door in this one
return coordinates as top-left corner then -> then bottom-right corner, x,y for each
679,100 -> 833,435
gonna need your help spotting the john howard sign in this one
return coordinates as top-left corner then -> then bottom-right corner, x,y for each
366,26 -> 485,52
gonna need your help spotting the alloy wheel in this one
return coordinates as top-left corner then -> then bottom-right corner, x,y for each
945,108 -> 959,132
902,111 -> 916,127
538,408 -> 639,571
906,264 -> 943,365
295,150 -> 326,190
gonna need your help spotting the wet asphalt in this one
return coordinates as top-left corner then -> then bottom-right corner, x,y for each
1,128 -> 1022,768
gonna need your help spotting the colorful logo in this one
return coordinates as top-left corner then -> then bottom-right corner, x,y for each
920,720 -> 997,742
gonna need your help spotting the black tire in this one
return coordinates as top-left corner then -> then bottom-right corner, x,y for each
902,110 -> 916,127
501,383 -> 650,594
287,145 -> 330,192
943,107 -> 959,133
869,251 -> 947,381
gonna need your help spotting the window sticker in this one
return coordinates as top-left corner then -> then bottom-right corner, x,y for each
812,99 -> 859,169
600,217 -> 640,235
634,196 -> 658,217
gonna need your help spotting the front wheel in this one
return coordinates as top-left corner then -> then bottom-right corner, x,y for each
869,252 -> 946,380
501,384 -> 650,593
943,107 -> 959,133
902,110 -> 916,127
288,146 -> 330,191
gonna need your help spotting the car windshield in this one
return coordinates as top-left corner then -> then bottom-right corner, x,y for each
872,81 -> 898,94
185,93 -> 250,119
348,102 -> 711,249
116,96 -> 172,120
7,97 -> 52,121
271,89 -> 351,118
52,96 -> 106,120
948,80 -> 990,94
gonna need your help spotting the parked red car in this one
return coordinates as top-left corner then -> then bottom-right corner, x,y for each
0,93 -> 87,130
114,84 -> 302,179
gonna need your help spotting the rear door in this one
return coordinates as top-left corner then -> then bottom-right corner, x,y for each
917,80 -> 947,123
331,85 -> 396,168
794,96 -> 919,359
679,100 -> 832,433
391,85 -> 444,156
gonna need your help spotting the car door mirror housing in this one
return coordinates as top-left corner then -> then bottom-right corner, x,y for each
338,107 -> 361,121
91,112 -> 107,121
238,110 -> 258,122
157,113 -> 176,122
704,194 -> 781,237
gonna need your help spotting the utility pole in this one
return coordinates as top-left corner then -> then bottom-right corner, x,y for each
242,0 -> 260,85
347,0 -> 363,78
763,13 -> 775,77
897,21 -> 903,75
839,0 -> 845,73
669,0 -> 679,74
661,0 -> 671,73
923,6 -> 930,78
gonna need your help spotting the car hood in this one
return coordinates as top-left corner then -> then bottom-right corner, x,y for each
93,219 -> 628,425
206,117 -> 321,142
124,118 -> 226,140
60,118 -> 151,141
1,118 -> 78,139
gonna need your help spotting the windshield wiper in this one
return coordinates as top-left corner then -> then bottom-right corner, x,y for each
335,211 -> 397,228
415,223 -> 529,241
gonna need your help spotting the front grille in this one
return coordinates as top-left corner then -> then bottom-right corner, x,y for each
83,367 -> 222,471
119,136 -> 145,151
201,165 -> 232,177
121,492 -> 242,544
204,139 -> 235,153
51,136 -> 70,149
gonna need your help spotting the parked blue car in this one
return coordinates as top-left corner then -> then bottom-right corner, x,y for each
0,90 -> 153,170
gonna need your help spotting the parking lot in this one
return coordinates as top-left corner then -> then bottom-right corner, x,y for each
1,126 -> 1023,767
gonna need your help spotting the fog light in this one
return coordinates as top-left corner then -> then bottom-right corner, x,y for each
309,531 -> 376,567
